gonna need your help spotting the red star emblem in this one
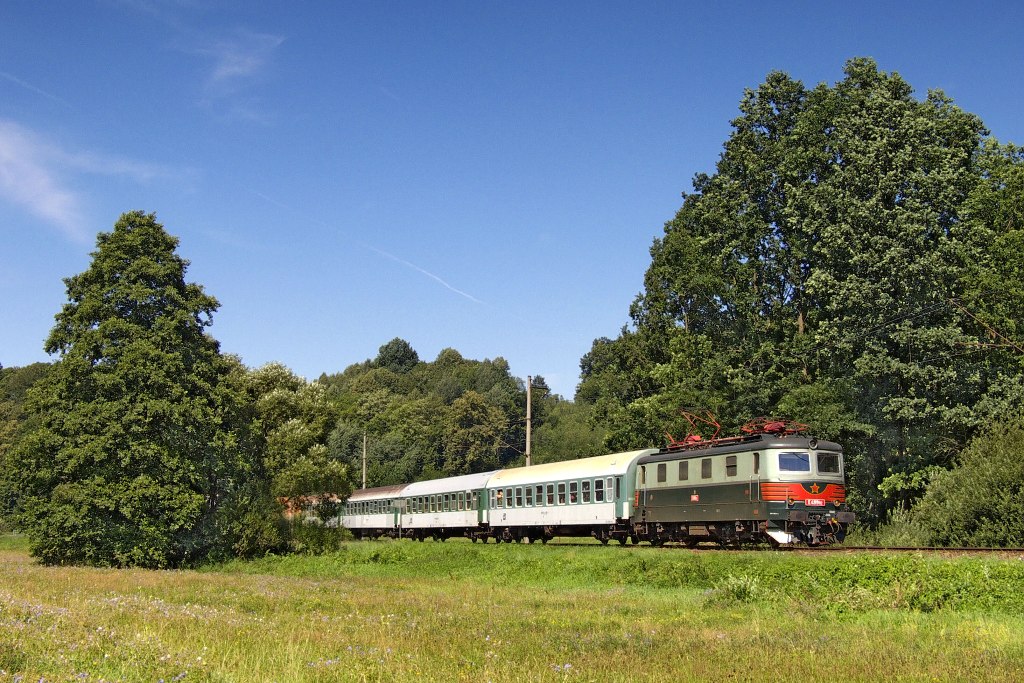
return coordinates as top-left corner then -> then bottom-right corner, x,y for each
809,483 -> 821,494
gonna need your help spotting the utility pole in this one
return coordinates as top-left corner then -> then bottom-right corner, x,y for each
525,375 -> 532,467
362,431 -> 367,490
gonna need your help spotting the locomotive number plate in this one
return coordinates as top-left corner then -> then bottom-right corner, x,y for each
805,498 -> 826,507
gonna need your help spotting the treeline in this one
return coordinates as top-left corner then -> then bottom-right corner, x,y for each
0,213 -> 604,567
577,58 -> 1024,541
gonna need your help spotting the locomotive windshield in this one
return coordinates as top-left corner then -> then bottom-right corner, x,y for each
778,451 -> 811,472
817,452 -> 841,474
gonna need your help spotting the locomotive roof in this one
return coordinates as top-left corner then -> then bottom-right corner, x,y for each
638,434 -> 841,465
487,448 -> 658,488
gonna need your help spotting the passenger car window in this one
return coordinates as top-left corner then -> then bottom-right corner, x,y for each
817,452 -> 841,474
582,480 -> 591,503
594,479 -> 604,502
779,451 -> 811,472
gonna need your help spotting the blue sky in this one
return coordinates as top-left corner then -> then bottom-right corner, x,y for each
2,1 -> 1022,398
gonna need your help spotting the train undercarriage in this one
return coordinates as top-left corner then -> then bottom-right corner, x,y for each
352,516 -> 849,547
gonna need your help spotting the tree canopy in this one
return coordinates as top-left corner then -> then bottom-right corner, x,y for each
578,59 -> 1024,523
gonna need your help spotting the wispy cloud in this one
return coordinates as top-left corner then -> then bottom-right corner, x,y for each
115,1 -> 284,123
201,29 -> 284,91
0,71 -> 72,108
0,119 -> 189,242
0,121 -> 84,241
190,28 -> 284,123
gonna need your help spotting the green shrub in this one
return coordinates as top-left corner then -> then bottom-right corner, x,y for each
909,416 -> 1024,547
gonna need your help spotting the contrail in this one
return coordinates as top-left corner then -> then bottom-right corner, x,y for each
0,71 -> 72,108
245,187 -> 484,304
362,243 -> 484,304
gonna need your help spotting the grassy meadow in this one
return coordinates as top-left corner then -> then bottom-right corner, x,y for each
2,533 -> 1023,682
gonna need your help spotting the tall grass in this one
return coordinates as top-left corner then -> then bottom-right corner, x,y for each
2,539 -> 1023,681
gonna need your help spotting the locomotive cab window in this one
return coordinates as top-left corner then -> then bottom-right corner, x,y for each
726,455 -> 737,477
817,452 -> 841,474
679,461 -> 689,481
779,451 -> 811,472
657,463 -> 667,483
701,458 -> 712,479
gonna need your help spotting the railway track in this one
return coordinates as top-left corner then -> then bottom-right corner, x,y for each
798,544 -> 1024,555
540,540 -> 1024,555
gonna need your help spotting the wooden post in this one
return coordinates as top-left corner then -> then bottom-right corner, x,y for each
526,375 -> 532,467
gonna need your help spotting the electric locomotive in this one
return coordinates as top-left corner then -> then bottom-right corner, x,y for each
630,421 -> 854,546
